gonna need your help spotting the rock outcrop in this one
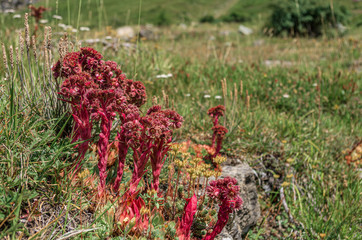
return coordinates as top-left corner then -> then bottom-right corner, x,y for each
217,163 -> 261,239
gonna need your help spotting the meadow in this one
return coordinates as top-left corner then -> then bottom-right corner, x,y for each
0,0 -> 361,239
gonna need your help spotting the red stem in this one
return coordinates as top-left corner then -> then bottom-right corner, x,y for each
203,203 -> 232,240
97,109 -> 112,197
113,139 -> 128,192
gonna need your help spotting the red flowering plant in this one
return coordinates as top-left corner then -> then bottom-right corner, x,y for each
203,177 -> 243,240
54,48 -> 244,239
53,48 -> 147,196
207,105 -> 225,148
144,106 -> 183,192
212,125 -> 228,158
29,5 -> 47,23
53,49 -> 102,172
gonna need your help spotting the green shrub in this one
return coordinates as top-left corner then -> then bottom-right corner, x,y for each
266,0 -> 350,37
221,11 -> 250,23
155,10 -> 171,26
199,14 -> 216,23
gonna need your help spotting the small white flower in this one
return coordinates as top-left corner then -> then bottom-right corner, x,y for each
105,36 -> 112,40
80,27 -> 90,31
312,83 -> 318,87
204,95 -> 211,98
13,14 -> 21,19
215,95 -> 222,99
185,93 -> 191,97
72,29 -> 78,33
283,94 -> 290,98
39,19 -> 48,24
58,23 -> 66,29
5,9 -> 15,14
156,74 -> 167,79
53,15 -> 63,20
156,73 -> 173,79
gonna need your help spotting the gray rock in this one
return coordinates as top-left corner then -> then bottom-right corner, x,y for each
116,26 -> 135,41
1,0 -> 38,12
253,39 -> 264,46
220,163 -> 261,239
337,22 -> 347,34
238,25 -> 253,35
139,24 -> 157,40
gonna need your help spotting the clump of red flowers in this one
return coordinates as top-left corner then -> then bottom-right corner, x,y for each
203,177 -> 243,240
53,47 -> 148,196
207,105 -> 225,126
29,5 -> 47,23
54,48 -> 241,239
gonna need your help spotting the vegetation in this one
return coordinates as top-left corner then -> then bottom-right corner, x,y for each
0,0 -> 361,239
266,0 -> 350,37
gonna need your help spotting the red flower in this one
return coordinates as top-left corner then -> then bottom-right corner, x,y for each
211,125 -> 228,158
54,47 -> 149,196
29,6 -> 47,23
208,105 -> 226,148
207,105 -> 225,126
143,106 -> 183,191
203,177 -> 243,240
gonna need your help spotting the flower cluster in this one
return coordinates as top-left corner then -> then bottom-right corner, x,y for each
212,125 -> 228,157
206,105 -> 228,164
207,105 -> 225,126
29,5 -> 47,23
53,47 -> 147,196
204,177 -> 243,240
206,177 -> 243,208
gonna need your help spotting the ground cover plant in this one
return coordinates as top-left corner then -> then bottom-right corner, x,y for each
0,0 -> 361,239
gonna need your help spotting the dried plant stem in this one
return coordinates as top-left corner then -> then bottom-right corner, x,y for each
188,178 -> 195,197
196,176 -> 200,197
162,90 -> 169,108
172,169 -> 181,215
9,45 -> 14,71
15,46 -> 30,100
25,13 -> 34,90
221,78 -> 227,125
246,90 -> 250,109
280,187 -> 294,222
2,43 -> 10,78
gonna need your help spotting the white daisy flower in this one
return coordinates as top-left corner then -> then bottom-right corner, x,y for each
283,94 -> 290,98
53,15 -> 63,20
80,27 -> 90,31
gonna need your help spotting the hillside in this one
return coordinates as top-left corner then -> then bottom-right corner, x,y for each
28,0 -> 362,28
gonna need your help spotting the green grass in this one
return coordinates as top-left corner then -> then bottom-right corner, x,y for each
30,0 -> 235,28
0,0 -> 361,239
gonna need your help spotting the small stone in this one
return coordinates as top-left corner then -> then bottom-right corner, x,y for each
238,25 -> 253,35
116,26 -> 135,41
